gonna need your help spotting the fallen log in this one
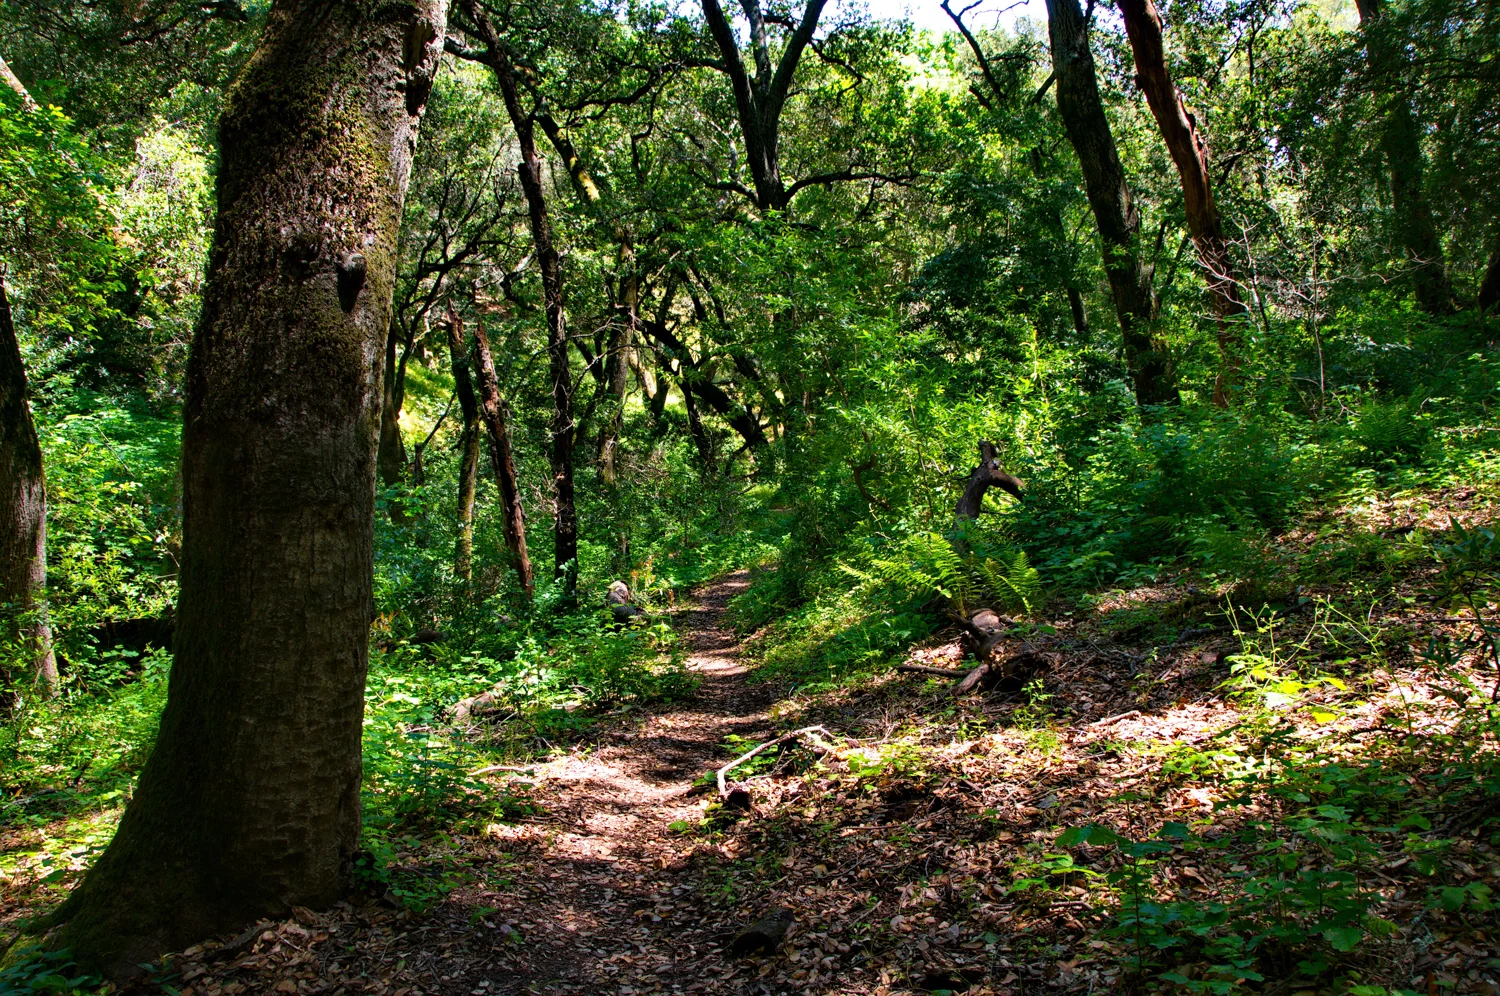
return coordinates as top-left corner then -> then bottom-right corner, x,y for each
716,726 -> 838,801
954,661 -> 993,694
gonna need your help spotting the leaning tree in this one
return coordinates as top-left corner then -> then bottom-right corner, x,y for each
38,0 -> 448,973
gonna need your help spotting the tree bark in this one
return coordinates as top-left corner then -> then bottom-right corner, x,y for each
955,441 -> 1023,521
680,368 -> 715,472
0,277 -> 57,704
1067,285 -> 1088,335
1116,0 -> 1247,405
376,323 -> 407,486
1480,241 -> 1500,314
599,279 -> 636,484
447,310 -> 481,582
534,112 -> 634,482
469,314 -> 535,600
1045,0 -> 1175,405
699,0 -> 830,211
41,0 -> 447,973
461,0 -> 577,604
1355,0 -> 1453,315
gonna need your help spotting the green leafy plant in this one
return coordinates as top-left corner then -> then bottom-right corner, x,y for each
843,532 -> 1040,616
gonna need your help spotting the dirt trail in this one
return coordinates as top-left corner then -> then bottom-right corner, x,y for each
471,571 -> 779,994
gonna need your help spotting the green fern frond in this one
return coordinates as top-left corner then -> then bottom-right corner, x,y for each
977,550 -> 1041,615
852,533 -> 1039,618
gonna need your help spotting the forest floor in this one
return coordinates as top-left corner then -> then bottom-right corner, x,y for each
10,506 -> 1500,996
153,572 -> 820,996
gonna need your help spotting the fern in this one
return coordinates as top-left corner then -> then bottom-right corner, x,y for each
844,533 -> 1040,617
979,550 -> 1041,615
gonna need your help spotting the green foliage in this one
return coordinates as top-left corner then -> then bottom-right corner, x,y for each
5,0 -> 1500,979
0,101 -> 118,340
843,531 -> 1041,616
0,945 -> 100,995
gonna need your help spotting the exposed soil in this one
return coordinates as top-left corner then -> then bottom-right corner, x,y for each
29,548 -> 1500,996
455,569 -> 786,994
144,571 -> 802,996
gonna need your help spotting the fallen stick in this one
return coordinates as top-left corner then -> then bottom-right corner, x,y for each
469,764 -> 537,777
1087,709 -> 1141,728
717,726 -> 838,799
896,664 -> 972,679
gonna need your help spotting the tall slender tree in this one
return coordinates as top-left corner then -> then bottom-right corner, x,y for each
469,309 -> 534,599
1116,0 -> 1246,405
38,0 -> 448,972
1355,0 -> 1453,315
0,277 -> 57,704
377,324 -> 409,486
533,113 -> 637,482
447,308 -> 482,582
455,0 -> 578,604
1045,0 -> 1175,404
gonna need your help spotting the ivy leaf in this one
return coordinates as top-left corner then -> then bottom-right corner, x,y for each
1057,824 -> 1125,847
1322,926 -> 1363,951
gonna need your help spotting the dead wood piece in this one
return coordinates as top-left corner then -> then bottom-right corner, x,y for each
954,661 -> 993,695
954,441 -> 1023,521
897,664 -> 972,679
1088,709 -> 1142,728
212,921 -> 273,962
951,608 -> 1010,660
469,764 -> 536,777
448,689 -> 503,723
729,907 -> 794,957
716,726 -> 836,799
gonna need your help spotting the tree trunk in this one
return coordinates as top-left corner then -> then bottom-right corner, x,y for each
463,0 -> 577,604
955,441 -> 1023,521
42,0 -> 447,973
1045,0 -> 1175,405
469,314 -> 535,600
699,0 -> 829,212
447,311 -> 481,582
534,111 -> 634,483
598,277 -> 635,484
1067,285 -> 1088,335
376,324 -> 408,487
681,369 -> 715,472
1480,241 -> 1500,314
1355,0 -> 1453,315
1116,0 -> 1247,405
0,277 -> 57,705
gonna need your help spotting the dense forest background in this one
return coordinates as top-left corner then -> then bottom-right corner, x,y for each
1,0 -> 1499,990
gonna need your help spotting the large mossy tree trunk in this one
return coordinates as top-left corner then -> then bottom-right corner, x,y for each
1045,0 -> 1175,406
43,0 -> 447,974
1355,0 -> 1453,315
1116,0 -> 1247,405
0,276 -> 57,705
